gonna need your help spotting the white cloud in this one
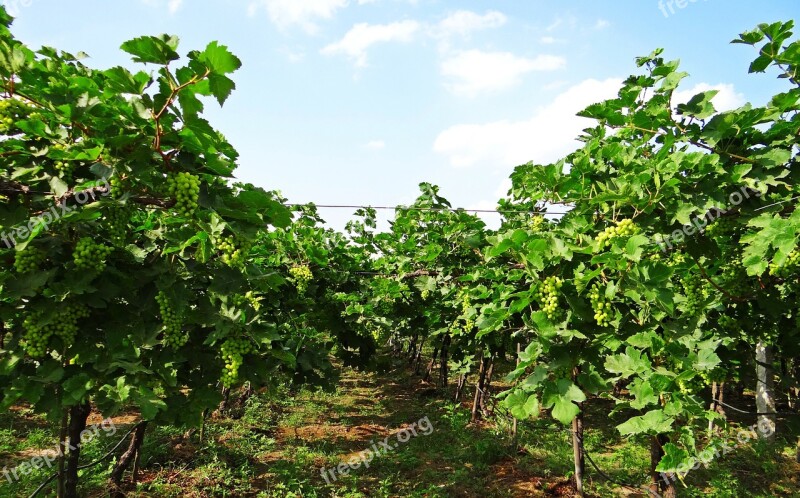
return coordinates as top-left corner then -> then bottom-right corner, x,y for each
673,83 -> 745,113
140,0 -> 182,13
441,50 -> 565,97
435,10 -> 507,38
278,47 -> 306,63
433,78 -> 622,168
595,19 -> 610,30
540,36 -> 558,44
364,140 -> 386,149
248,0 -> 348,33
321,21 -> 420,67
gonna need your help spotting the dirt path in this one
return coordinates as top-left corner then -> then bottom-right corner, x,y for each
252,365 -> 562,498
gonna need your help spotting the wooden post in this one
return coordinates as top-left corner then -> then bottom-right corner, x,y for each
423,345 -> 439,383
756,342 -> 776,440
471,354 -> 487,423
64,402 -> 92,498
439,334 -> 450,388
571,366 -> 585,497
511,342 -> 521,442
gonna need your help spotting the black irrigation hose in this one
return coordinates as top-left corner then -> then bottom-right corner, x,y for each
28,422 -> 144,498
715,399 -> 800,418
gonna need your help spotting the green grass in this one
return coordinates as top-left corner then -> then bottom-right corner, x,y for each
0,362 -> 798,497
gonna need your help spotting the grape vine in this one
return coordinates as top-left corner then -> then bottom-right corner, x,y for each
534,276 -> 563,321
22,303 -> 91,358
220,337 -> 252,387
595,219 -> 638,249
14,246 -> 45,273
156,291 -> 188,349
166,172 -> 201,217
73,237 -> 113,272
289,265 -> 313,294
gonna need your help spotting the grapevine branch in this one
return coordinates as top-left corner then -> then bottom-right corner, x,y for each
627,124 -> 756,165
152,68 -> 211,169
687,253 -> 752,302
28,422 -> 145,498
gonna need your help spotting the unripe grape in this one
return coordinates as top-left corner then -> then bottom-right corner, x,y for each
166,172 -> 201,217
218,236 -> 251,268
220,337 -> 253,387
22,303 -> 90,358
534,276 -> 564,321
14,246 -> 45,273
589,283 -> 613,327
73,237 -> 113,272
106,205 -> 131,246
0,98 -> 36,134
289,265 -> 313,294
769,249 -> 799,279
156,291 -> 188,349
595,219 -> 639,250
681,273 -> 709,316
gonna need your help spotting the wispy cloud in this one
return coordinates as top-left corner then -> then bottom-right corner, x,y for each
248,0 -> 349,33
441,50 -> 565,97
321,21 -> 420,67
434,10 -> 507,38
434,78 -> 622,168
364,140 -> 386,149
168,0 -> 182,13
595,19 -> 610,30
430,10 -> 507,52
140,0 -> 183,14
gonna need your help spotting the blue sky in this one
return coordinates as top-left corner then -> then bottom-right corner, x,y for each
4,0 -> 798,228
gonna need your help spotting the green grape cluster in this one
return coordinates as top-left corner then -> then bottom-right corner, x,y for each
156,291 -> 188,349
534,276 -> 563,321
589,283 -> 613,327
166,172 -> 201,216
667,252 -> 687,268
218,236 -> 252,267
719,260 -> 751,296
230,291 -> 261,310
596,219 -> 638,249
50,144 -> 81,183
717,314 -> 740,332
769,250 -> 800,278
220,337 -> 252,387
681,273 -> 709,316
420,289 -> 431,301
106,205 -> 131,246
14,246 -> 45,273
460,293 -> 475,331
54,160 -> 73,182
0,98 -> 35,134
529,215 -> 546,233
22,304 -> 90,358
704,217 -> 737,238
289,265 -> 313,293
109,176 -> 126,199
73,237 -> 113,272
